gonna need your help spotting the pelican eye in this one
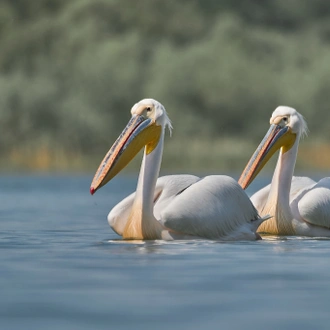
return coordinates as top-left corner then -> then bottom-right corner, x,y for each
283,117 -> 288,124
146,107 -> 152,112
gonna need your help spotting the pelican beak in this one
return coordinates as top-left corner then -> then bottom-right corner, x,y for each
238,124 -> 296,189
90,115 -> 161,194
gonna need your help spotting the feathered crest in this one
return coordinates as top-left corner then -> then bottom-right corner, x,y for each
297,112 -> 309,139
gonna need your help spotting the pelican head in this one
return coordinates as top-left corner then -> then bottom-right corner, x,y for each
238,106 -> 308,189
90,99 -> 172,194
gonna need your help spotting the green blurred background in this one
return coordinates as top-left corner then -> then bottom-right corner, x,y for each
1,0 -> 330,173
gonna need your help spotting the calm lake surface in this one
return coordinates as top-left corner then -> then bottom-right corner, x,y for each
1,174 -> 330,330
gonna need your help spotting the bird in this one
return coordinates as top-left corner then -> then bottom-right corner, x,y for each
90,98 -> 269,240
238,106 -> 330,236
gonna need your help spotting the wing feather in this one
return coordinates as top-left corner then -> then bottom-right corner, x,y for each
160,175 -> 262,239
251,176 -> 317,211
298,178 -> 330,229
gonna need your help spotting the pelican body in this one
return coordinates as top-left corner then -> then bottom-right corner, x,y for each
90,99 -> 268,240
239,106 -> 330,236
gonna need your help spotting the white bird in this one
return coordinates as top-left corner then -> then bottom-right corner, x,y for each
239,106 -> 330,236
90,98 -> 269,240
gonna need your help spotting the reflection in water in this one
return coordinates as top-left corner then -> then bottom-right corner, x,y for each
101,238 -> 219,255
99,234 -> 330,256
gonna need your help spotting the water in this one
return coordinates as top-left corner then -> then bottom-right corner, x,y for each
1,174 -> 330,330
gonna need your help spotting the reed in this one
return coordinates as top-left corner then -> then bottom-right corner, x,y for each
1,138 -> 328,174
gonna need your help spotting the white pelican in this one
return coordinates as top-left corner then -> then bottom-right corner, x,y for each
90,98 -> 269,240
239,106 -> 330,236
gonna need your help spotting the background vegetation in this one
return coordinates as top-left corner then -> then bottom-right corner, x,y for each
1,0 -> 330,173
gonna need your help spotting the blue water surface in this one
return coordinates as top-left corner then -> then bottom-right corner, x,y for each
1,174 -> 330,330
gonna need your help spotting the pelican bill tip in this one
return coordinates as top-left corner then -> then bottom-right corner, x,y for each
90,186 -> 96,195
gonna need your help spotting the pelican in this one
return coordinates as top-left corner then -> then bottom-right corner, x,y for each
239,106 -> 330,236
90,98 -> 269,240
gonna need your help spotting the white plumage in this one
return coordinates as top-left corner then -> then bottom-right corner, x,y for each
239,106 -> 330,236
91,99 -> 268,240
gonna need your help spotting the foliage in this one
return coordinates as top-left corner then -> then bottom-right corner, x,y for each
1,0 -> 330,171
